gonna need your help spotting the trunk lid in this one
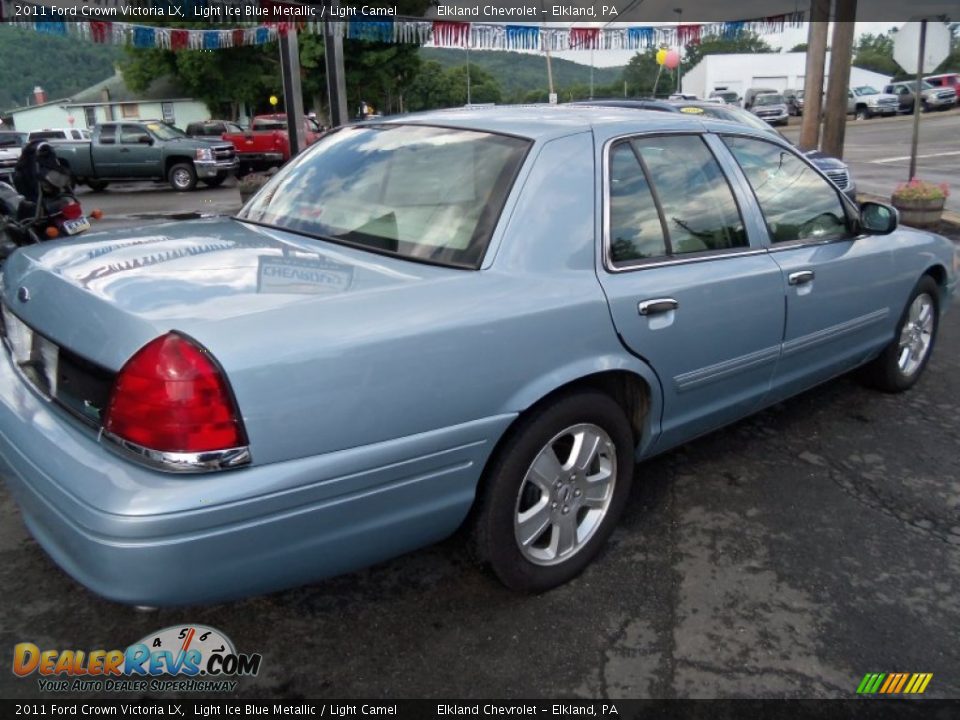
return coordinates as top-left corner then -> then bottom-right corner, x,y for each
2,217 -> 458,372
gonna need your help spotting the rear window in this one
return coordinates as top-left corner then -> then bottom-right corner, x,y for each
29,131 -> 67,140
238,124 -> 530,269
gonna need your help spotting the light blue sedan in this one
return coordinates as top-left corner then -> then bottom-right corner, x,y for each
0,107 -> 956,605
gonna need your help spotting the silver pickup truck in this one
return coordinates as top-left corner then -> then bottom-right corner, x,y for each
53,120 -> 237,191
847,86 -> 900,120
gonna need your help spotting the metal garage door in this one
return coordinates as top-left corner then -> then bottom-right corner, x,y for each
752,76 -> 788,91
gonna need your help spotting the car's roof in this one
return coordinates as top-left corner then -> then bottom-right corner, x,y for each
381,104 -> 714,141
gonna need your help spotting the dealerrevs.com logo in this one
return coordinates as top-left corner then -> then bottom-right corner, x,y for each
13,625 -> 262,693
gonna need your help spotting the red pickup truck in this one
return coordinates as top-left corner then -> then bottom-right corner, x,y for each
186,116 -> 325,174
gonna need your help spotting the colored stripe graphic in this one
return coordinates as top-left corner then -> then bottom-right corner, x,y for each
857,673 -> 932,694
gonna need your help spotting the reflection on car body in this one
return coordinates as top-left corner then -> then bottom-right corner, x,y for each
0,106 -> 956,606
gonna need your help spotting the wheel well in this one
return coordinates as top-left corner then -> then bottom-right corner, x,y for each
924,264 -> 948,294
165,156 -> 193,174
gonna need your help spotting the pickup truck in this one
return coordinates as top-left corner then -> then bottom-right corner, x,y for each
0,131 -> 26,186
187,119 -> 287,175
53,120 -> 238,191
847,86 -> 899,120
188,115 -> 324,175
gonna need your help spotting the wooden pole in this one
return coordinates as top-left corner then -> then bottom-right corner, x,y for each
799,0 -> 830,151
323,1 -> 349,127
821,0 -> 857,159
279,29 -> 306,157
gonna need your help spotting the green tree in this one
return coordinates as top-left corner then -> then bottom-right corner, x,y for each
852,32 -> 900,76
622,49 -> 662,97
789,43 -> 808,52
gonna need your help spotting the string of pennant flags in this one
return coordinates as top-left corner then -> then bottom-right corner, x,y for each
3,6 -> 805,52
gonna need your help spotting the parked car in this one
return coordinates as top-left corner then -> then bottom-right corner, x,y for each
0,107 -> 955,606
187,119 -> 287,175
570,99 -> 858,201
0,131 -> 27,185
668,93 -> 699,101
924,73 -> 960,93
252,113 -> 325,145
847,86 -> 899,119
782,88 -> 804,116
28,128 -> 90,142
52,120 -> 238,191
748,92 -> 790,126
884,80 -> 958,113
708,90 -> 740,105
743,87 -> 778,110
185,119 -> 246,138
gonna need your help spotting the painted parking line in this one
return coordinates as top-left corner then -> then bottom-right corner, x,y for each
871,150 -> 960,164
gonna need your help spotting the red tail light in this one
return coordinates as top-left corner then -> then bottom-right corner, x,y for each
61,201 -> 83,220
104,333 -> 246,454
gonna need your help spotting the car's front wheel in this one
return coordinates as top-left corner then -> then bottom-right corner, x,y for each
168,162 -> 197,191
863,275 -> 940,392
855,107 -> 871,120
472,390 -> 635,593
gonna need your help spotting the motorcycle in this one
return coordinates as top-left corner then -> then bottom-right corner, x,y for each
0,140 -> 100,264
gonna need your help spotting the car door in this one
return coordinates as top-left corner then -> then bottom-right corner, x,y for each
93,125 -> 125,175
119,124 -> 161,177
720,134 -> 897,402
597,133 -> 786,452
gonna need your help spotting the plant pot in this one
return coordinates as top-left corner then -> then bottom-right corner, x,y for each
891,196 -> 945,228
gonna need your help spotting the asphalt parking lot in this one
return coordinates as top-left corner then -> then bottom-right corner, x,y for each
1,240 -> 959,700
1,121 -> 959,701
782,108 -> 960,213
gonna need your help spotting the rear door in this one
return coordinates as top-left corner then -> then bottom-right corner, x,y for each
93,125 -> 125,175
596,132 -> 786,452
720,134 -> 897,402
119,124 -> 161,177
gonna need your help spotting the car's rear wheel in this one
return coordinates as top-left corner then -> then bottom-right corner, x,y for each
472,390 -> 634,593
168,162 -> 197,191
862,276 -> 939,392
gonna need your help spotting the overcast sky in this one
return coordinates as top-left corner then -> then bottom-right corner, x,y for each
532,22 -> 903,67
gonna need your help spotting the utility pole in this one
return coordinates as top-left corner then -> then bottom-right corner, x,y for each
799,0 -> 830,151
279,28 -> 306,157
466,47 -> 472,105
821,0 -> 857,159
908,21 -> 927,180
324,1 -> 349,127
674,8 -> 682,91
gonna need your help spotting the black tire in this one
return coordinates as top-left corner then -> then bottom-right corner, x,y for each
921,101 -> 930,113
472,389 -> 635,593
855,107 -> 870,120
86,179 -> 109,192
168,162 -> 197,192
862,275 -> 940,393
202,174 -> 227,188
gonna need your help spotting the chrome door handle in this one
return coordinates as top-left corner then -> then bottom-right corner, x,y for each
788,270 -> 815,286
638,298 -> 679,316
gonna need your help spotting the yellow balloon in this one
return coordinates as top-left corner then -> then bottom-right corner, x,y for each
656,48 -> 667,65
269,95 -> 278,106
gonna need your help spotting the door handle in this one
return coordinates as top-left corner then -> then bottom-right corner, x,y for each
638,298 -> 679,316
788,270 -> 815,286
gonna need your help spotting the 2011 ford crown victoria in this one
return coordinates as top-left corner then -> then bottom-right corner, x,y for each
0,107 -> 956,606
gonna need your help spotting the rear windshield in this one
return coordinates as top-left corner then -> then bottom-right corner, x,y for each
29,131 -> 67,140
238,124 -> 530,269
252,120 -> 286,131
0,132 -> 26,148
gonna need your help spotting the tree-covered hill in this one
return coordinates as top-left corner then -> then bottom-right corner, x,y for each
419,48 -> 625,97
0,24 -> 123,112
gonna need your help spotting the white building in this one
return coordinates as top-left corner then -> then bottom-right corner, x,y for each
681,52 -> 892,101
1,71 -> 210,133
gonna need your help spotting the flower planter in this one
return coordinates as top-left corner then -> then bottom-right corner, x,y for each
891,197 -> 945,228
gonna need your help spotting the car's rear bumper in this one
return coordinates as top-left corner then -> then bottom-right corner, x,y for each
0,350 -> 511,606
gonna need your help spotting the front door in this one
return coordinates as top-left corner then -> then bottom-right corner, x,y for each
720,135 -> 897,402
597,133 -> 786,452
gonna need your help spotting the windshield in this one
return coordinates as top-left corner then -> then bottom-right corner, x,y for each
145,122 -> 186,140
714,92 -> 738,101
755,94 -> 784,106
854,87 -> 879,96
237,124 -> 530,269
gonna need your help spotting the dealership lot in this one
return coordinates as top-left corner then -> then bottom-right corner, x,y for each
1,112 -> 959,700
782,109 -> 960,213
1,241 -> 958,700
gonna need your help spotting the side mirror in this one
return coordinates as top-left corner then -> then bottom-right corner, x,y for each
860,201 -> 898,235
138,135 -> 153,145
